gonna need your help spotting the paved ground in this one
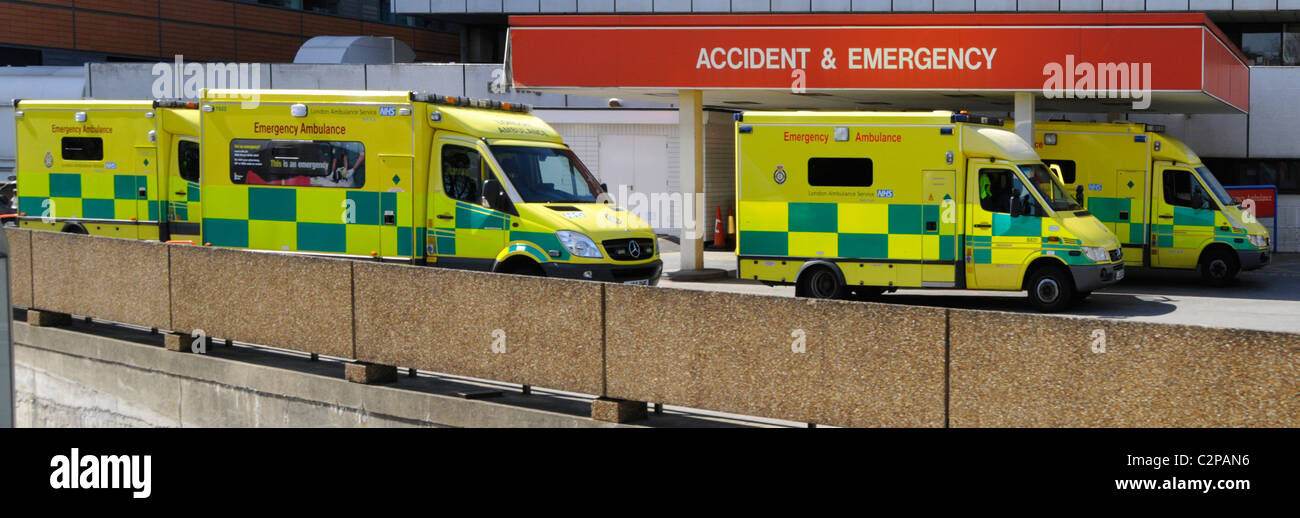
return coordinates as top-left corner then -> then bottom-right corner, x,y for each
656,238 -> 1300,334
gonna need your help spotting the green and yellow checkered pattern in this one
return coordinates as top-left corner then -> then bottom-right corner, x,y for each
202,185 -> 421,257
18,171 -> 159,221
738,201 -> 956,262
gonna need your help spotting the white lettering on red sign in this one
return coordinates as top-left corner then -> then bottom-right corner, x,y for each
847,47 -> 997,71
694,47 -> 996,71
696,47 -> 812,70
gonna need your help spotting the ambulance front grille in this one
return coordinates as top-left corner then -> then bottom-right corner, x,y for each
602,238 -> 655,262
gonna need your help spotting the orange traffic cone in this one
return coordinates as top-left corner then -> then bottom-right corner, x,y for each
713,206 -> 725,247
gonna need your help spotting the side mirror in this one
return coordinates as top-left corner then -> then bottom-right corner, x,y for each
1009,195 -> 1023,217
1075,185 -> 1086,207
599,182 -> 608,193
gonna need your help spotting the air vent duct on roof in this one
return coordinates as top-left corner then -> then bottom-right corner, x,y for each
294,36 -> 416,65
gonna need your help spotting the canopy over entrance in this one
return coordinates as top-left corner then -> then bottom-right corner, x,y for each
507,13 -> 1249,114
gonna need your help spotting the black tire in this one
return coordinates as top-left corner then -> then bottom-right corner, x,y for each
501,261 -> 545,277
1199,248 -> 1239,287
1026,264 -> 1076,313
61,223 -> 88,234
796,266 -> 845,300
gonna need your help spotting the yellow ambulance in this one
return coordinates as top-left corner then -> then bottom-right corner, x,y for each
735,110 -> 1123,311
198,89 -> 661,284
13,99 -> 202,242
1025,121 -> 1270,285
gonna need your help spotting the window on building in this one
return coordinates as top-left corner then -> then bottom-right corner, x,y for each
1200,158 -> 1300,195
807,158 -> 872,187
257,0 -> 303,8
1227,23 -> 1287,66
1286,24 -> 1300,66
61,137 -> 103,161
302,0 -> 340,14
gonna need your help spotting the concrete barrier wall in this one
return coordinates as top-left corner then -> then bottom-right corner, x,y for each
31,232 -> 171,330
16,232 -> 1300,427
5,228 -> 32,307
352,261 -> 604,396
169,246 -> 354,360
949,309 -> 1300,427
604,285 -> 948,427
14,322 -> 621,428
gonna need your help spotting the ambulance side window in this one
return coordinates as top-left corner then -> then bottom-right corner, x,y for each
1042,159 -> 1076,184
808,158 -> 872,187
1163,169 -> 1211,209
979,169 -> 1013,213
62,137 -> 103,161
177,140 -> 200,182
979,168 -> 1044,216
442,145 -> 483,203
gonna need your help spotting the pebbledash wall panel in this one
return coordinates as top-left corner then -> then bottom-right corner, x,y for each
603,284 -> 948,427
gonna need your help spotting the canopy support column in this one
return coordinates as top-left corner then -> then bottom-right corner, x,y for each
679,89 -> 704,271
1014,91 -> 1035,146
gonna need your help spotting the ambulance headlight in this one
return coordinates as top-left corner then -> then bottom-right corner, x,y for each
1248,234 -> 1268,248
1081,246 -> 1109,262
557,231 -> 603,259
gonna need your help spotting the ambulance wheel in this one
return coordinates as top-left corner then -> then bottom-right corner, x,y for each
497,256 -> 545,277
61,223 -> 87,234
1026,265 -> 1075,313
1199,248 -> 1239,287
796,266 -> 844,300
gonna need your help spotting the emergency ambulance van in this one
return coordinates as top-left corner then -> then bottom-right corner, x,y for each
199,89 -> 661,284
735,110 -> 1123,312
1023,121 -> 1270,285
13,99 -> 202,242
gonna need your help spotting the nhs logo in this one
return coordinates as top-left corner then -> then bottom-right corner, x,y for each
379,106 -> 397,116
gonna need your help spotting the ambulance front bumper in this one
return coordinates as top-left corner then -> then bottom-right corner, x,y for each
1237,249 -> 1270,271
542,259 -> 663,286
1069,262 -> 1125,293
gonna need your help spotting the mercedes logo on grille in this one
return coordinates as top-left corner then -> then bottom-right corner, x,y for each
627,240 -> 641,259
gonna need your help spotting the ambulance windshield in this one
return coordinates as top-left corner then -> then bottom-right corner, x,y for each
489,145 -> 603,204
1195,166 -> 1236,207
1018,163 -> 1082,212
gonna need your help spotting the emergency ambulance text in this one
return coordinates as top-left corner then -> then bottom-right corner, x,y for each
784,131 -> 829,144
50,124 -> 113,135
252,122 -> 348,137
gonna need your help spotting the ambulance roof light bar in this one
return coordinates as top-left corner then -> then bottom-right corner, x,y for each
951,111 -> 1004,127
153,100 -> 200,109
409,92 -> 531,113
